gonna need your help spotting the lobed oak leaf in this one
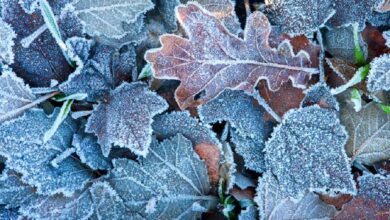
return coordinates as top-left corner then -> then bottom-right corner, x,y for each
145,3 -> 318,109
85,82 -> 168,157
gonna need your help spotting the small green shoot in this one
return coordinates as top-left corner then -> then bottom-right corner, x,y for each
39,0 -> 76,67
379,103 -> 390,115
43,93 -> 87,142
353,23 -> 366,67
350,88 -> 362,112
138,63 -> 153,79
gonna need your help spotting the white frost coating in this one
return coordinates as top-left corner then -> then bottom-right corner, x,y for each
264,105 -> 356,200
263,0 -> 335,36
109,134 -> 217,219
0,108 -> 93,196
71,0 -> 154,39
90,181 -> 127,220
0,70 -> 35,122
255,172 -> 337,220
145,2 -> 318,109
301,83 -> 339,110
340,100 -> 390,165
85,82 -> 168,157
367,53 -> 390,92
384,31 -> 390,48
0,18 -> 16,64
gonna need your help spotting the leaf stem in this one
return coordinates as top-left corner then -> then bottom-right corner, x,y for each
316,30 -> 325,83
0,91 -> 59,122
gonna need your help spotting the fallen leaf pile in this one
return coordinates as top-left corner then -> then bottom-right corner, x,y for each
0,0 -> 389,219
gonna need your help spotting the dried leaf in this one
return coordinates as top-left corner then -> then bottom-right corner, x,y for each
0,18 -> 16,64
85,82 -> 168,157
0,69 -> 36,122
367,53 -> 390,92
265,105 -> 356,199
263,0 -> 335,36
334,174 -> 390,220
145,3 -> 317,109
108,134 -> 217,219
71,0 -> 154,39
362,25 -> 390,61
0,108 -> 93,196
340,100 -> 390,165
194,143 -> 221,185
255,172 -> 337,220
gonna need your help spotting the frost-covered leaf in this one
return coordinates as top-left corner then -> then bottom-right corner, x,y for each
340,100 -> 390,165
73,133 -> 111,170
0,18 -> 16,64
0,169 -> 94,219
59,44 -> 137,102
65,36 -> 92,63
334,174 -> 390,220
367,53 -> 390,92
0,170 -> 35,208
19,190 -> 94,220
86,82 -> 168,157
71,0 -> 154,39
238,206 -> 257,220
2,0 -> 83,87
301,83 -> 339,110
265,105 -> 356,199
255,172 -> 337,220
197,90 -> 269,172
384,31 -> 390,48
189,0 -> 241,35
325,26 -> 367,63
327,0 -> 383,29
145,3 -> 318,109
231,128 -> 266,173
0,108 -> 93,196
0,207 -> 19,220
109,134 -> 217,219
153,111 -> 220,147
0,70 -> 36,122
198,89 -> 267,140
263,0 -> 335,36
90,181 -> 128,220
18,0 -> 39,14
219,143 -> 236,193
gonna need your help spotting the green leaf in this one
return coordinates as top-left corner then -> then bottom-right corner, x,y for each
379,103 -> 390,114
53,93 -> 87,102
223,203 -> 236,220
43,99 -> 73,143
350,88 -> 362,112
353,23 -> 366,66
38,0 -> 75,67
138,63 -> 152,79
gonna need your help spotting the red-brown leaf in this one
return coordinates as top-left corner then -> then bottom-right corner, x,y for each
145,3 -> 318,109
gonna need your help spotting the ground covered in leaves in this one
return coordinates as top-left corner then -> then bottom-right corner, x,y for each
0,0 -> 389,219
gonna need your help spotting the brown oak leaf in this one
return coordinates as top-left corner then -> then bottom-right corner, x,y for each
145,3 -> 318,109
